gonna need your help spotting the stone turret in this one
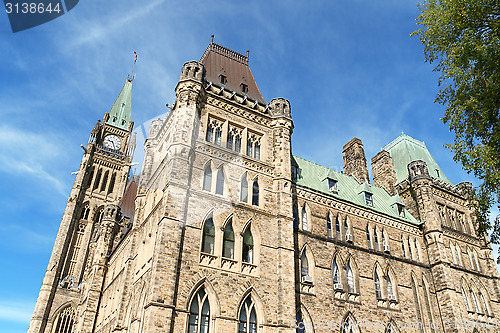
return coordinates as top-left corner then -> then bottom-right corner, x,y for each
371,150 -> 397,195
269,98 -> 292,118
343,137 -> 369,184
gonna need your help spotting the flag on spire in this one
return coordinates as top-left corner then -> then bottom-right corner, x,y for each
134,51 -> 138,63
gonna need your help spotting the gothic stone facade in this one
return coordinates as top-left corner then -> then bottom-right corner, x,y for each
29,43 -> 500,333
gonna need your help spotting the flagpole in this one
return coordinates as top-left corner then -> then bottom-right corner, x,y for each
130,51 -> 137,79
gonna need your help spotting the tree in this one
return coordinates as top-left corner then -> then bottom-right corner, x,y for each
412,0 -> 500,245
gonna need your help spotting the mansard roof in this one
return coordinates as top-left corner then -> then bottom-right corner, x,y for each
200,42 -> 267,104
383,134 -> 452,185
292,155 -> 421,225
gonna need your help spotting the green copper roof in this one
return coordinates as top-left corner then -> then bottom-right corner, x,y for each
292,156 -> 421,225
106,76 -> 133,131
383,134 -> 452,185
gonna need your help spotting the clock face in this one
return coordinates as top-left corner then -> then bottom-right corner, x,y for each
103,135 -> 122,150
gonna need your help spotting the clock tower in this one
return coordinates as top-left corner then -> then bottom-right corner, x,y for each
28,76 -> 136,333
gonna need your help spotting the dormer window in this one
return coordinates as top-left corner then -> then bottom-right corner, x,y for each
241,83 -> 248,93
219,74 -> 227,84
327,178 -> 338,193
364,192 -> 373,206
397,204 -> 405,217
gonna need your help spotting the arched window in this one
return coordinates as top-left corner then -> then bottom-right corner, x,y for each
373,227 -> 379,251
411,276 -> 423,326
470,289 -> 480,313
341,316 -> 356,333
240,175 -> 248,203
188,287 -> 210,333
366,226 -> 371,249
386,274 -> 395,299
479,292 -> 489,316
252,181 -> 259,206
327,215 -> 333,238
202,218 -> 215,255
346,263 -> 354,293
335,216 -> 341,240
302,207 -> 308,231
203,165 -> 212,192
223,222 -> 234,259
216,168 -> 224,195
333,259 -> 340,284
462,287 -> 471,312
53,306 -> 75,333
239,296 -> 257,333
374,271 -> 382,299
300,251 -> 309,278
242,228 -> 254,264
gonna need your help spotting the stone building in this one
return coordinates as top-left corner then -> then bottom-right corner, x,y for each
29,42 -> 500,333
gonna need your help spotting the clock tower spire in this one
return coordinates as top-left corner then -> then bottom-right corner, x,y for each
29,75 -> 136,333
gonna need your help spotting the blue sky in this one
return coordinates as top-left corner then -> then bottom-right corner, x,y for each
1,1 -> 498,332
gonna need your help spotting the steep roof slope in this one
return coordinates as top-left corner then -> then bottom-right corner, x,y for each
292,156 -> 421,225
383,134 -> 452,185
200,42 -> 266,104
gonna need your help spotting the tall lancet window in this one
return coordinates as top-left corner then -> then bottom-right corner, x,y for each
374,271 -> 382,299
332,259 -> 340,284
302,207 -> 308,231
346,263 -> 354,293
300,251 -> 309,278
203,165 -> 212,192
242,228 -> 254,264
202,218 -> 215,255
252,180 -> 259,206
239,296 -> 257,333
216,168 -> 224,195
386,275 -> 395,299
373,227 -> 379,251
366,226 -> 371,249
327,215 -> 333,238
335,216 -> 341,240
223,222 -> 235,259
188,287 -> 210,333
240,174 -> 248,203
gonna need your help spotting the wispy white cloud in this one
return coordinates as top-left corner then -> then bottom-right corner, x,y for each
0,125 -> 67,197
0,300 -> 33,323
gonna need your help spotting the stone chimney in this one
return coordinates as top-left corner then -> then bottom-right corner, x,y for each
371,150 -> 397,195
343,138 -> 369,184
